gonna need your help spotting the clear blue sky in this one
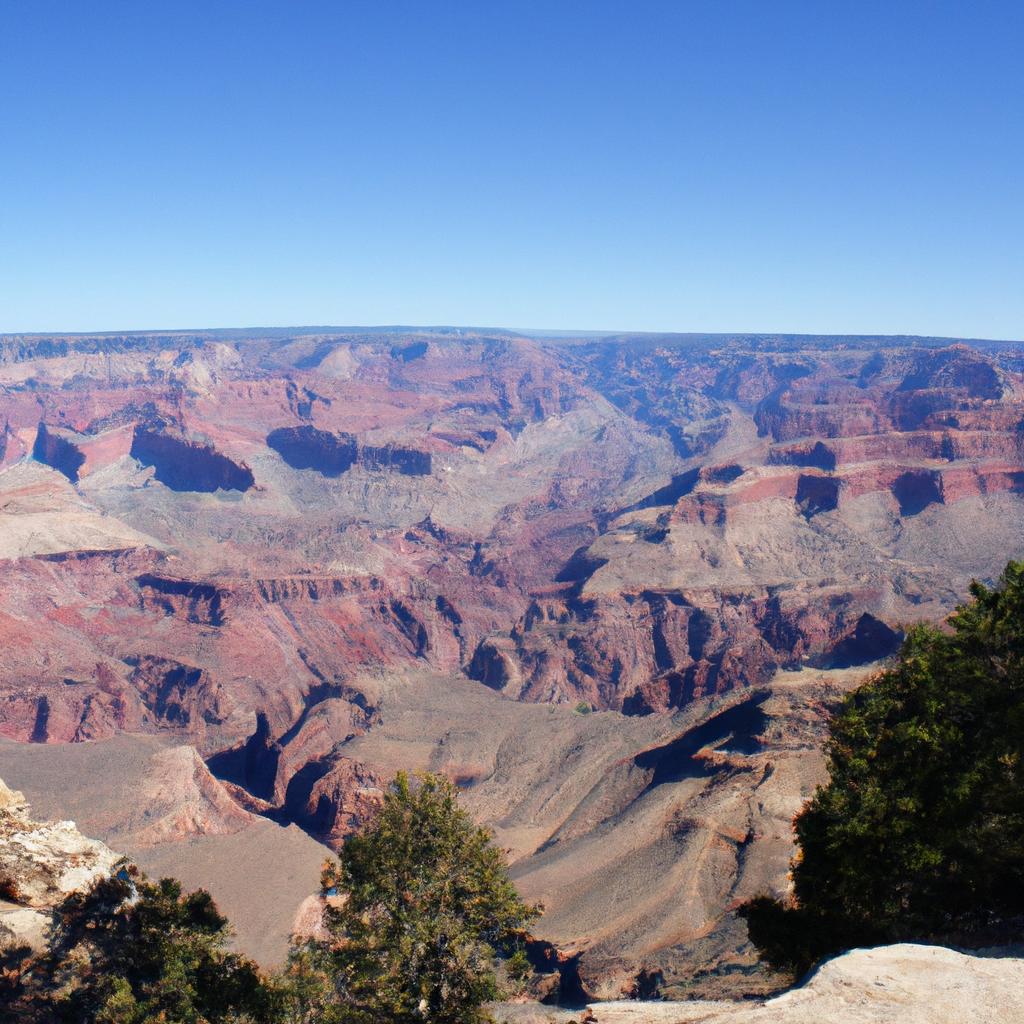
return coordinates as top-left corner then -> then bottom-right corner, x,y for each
1,1 -> 1021,337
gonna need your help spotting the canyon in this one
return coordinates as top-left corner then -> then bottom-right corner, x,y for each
1,327 -> 1023,996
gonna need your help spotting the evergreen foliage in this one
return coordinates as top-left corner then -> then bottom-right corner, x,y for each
10,862 -> 274,1023
270,941 -> 346,1024
741,561 -> 1024,974
320,770 -> 539,1024
4,771 -> 538,1023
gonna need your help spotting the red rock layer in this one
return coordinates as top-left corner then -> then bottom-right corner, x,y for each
2,331 -> 1024,845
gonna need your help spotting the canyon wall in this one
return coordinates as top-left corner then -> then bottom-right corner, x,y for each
1,328 -> 1023,993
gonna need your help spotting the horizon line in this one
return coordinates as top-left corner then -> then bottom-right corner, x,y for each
2,324 -> 1021,345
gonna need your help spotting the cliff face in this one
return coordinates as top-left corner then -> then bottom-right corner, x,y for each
267,425 -> 431,477
31,423 -> 86,482
2,329 -> 1024,990
129,428 -> 255,492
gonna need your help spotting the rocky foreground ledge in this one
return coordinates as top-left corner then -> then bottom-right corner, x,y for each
0,776 -> 118,950
497,944 -> 1024,1024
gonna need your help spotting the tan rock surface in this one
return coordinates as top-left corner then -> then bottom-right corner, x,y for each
0,461 -> 162,559
0,776 -> 118,910
0,774 -> 118,950
496,945 -> 1024,1024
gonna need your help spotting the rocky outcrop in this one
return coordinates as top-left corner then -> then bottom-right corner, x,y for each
507,945 -> 1024,1024
0,777 -> 118,950
208,683 -> 380,834
126,655 -> 232,734
31,421 -> 137,482
32,422 -> 86,482
0,420 -> 27,469
469,587 -> 900,714
282,755 -> 383,847
360,442 -> 432,475
136,574 -> 227,626
731,944 -> 1024,1024
754,346 -> 1015,444
267,425 -> 358,475
132,745 -> 257,845
0,738 -> 329,968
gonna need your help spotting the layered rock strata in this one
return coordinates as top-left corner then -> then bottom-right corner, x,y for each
2,328 -> 1024,989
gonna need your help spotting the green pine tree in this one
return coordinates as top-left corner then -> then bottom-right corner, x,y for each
271,941 -> 347,1024
741,561 -> 1024,975
29,863 -> 275,1023
319,770 -> 539,1024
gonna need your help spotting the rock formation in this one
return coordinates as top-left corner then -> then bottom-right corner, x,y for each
2,327 -> 1024,989
497,945 -> 1024,1023
0,777 -> 118,951
129,427 -> 255,492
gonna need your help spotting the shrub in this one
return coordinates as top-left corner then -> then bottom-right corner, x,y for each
22,863 -> 275,1023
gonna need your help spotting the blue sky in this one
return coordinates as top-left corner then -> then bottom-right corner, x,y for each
1,1 -> 1021,337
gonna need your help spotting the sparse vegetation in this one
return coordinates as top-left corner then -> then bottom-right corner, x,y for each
9,863 -> 275,1023
741,561 -> 1024,975
5,773 -> 538,1024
